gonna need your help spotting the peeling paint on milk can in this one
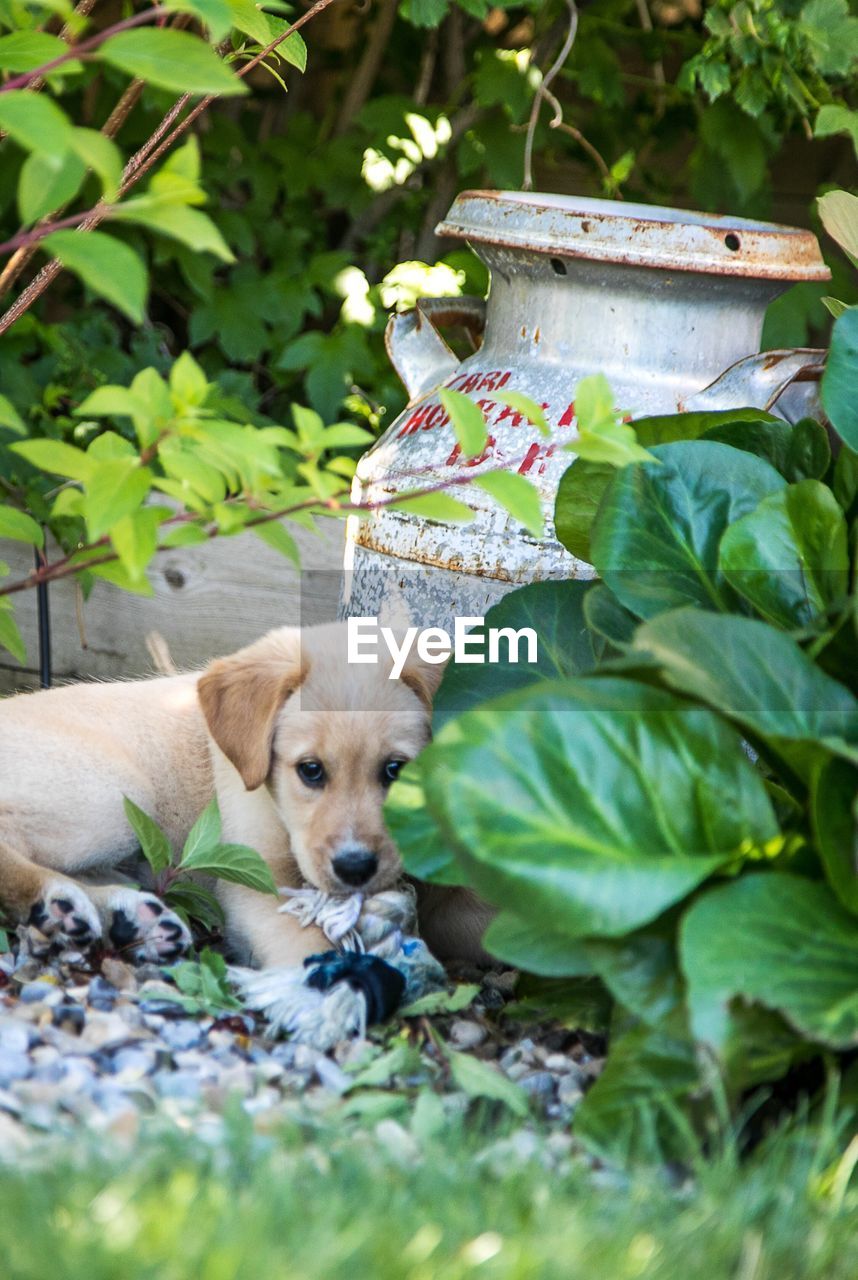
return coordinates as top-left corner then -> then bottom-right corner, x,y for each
340,192 -> 830,629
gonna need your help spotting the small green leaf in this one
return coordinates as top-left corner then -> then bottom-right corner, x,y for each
181,841 -> 278,894
76,386 -> 144,420
18,150 -> 85,224
817,190 -> 858,264
491,390 -> 550,437
387,491 -> 474,522
0,31 -> 78,73
0,395 -> 25,435
111,508 -> 162,579
113,201 -> 235,264
399,984 -> 480,1016
169,352 -> 210,406
163,0 -> 234,42
822,296 -> 849,319
472,470 -> 543,536
82,460 -> 152,541
98,29 -> 249,97
10,438 -> 94,481
0,90 -> 73,157
446,1049 -> 529,1116
70,128 -> 122,201
123,796 -> 172,875
226,0 -> 273,45
181,797 -> 222,863
0,506 -> 43,548
252,521 -> 300,565
574,374 -> 618,433
165,881 -> 226,930
318,424 -> 374,450
439,388 -> 488,458
43,230 -> 147,325
0,607 -> 26,664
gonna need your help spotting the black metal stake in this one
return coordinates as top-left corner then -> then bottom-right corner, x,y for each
35,546 -> 51,689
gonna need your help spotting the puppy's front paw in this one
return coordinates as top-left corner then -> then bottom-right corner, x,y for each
28,880 -> 102,951
107,890 -> 192,963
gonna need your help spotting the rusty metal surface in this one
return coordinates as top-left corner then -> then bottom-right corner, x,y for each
340,193 -> 830,631
437,191 -> 831,282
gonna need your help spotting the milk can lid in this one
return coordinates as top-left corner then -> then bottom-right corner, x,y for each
436,191 -> 831,282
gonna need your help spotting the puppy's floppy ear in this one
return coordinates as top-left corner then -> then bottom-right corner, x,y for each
197,633 -> 306,790
399,648 -> 449,714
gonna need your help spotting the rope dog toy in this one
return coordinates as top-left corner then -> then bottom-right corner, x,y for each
232,883 -> 447,1051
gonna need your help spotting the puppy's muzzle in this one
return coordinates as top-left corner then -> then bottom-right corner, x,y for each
332,849 -> 378,888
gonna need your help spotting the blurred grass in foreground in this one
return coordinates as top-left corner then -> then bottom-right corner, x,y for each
2,1101 -> 858,1280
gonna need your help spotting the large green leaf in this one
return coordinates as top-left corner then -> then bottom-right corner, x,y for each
584,929 -> 684,1030
810,757 -> 858,915
822,307 -> 858,450
432,580 -> 602,729
574,1024 -> 700,1163
629,608 -> 858,778
43,230 -> 147,324
482,912 -> 593,976
681,873 -> 858,1051
418,678 -> 778,938
554,459 -> 613,562
719,479 -> 849,628
555,410 -> 782,564
591,441 -> 785,619
702,416 -> 830,482
384,756 -> 464,887
98,30 -> 248,97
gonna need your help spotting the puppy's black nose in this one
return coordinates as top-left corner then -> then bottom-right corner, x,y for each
332,849 -> 378,887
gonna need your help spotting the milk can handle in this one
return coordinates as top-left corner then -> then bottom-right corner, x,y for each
385,296 -> 487,401
684,348 -> 826,419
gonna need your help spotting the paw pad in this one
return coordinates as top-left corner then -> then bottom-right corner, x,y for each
29,882 -> 102,951
108,892 -> 192,963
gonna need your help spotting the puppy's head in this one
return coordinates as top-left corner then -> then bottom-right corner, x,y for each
197,623 -> 442,893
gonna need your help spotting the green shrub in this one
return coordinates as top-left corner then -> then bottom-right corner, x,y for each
387,267 -> 858,1164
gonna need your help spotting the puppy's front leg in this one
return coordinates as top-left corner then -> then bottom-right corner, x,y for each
219,880 -> 329,967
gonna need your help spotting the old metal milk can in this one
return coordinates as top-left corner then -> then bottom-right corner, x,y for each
341,192 -> 830,628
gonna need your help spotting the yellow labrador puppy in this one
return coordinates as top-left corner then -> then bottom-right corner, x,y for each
0,623 -> 489,968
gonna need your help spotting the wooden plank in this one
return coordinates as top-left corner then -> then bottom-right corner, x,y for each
0,519 -> 346,693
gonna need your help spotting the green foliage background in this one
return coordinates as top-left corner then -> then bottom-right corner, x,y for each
1,0 -> 856,439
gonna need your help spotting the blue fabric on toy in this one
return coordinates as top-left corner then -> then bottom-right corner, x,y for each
304,950 -> 406,1024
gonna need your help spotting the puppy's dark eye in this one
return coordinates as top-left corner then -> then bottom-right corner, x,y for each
381,759 -> 405,787
296,760 -> 325,787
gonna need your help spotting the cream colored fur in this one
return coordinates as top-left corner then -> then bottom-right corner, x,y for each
0,623 -> 491,968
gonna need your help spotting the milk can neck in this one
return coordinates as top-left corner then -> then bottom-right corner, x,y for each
476,253 -> 785,390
